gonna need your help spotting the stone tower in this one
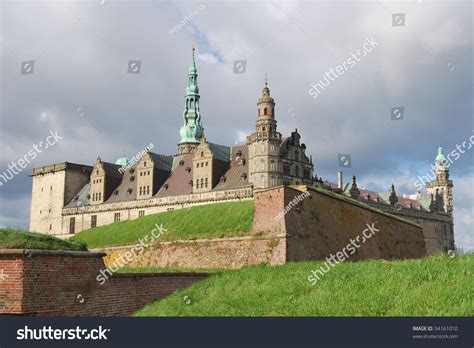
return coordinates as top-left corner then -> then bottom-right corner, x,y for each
178,46 -> 204,155
426,147 -> 453,216
247,80 -> 282,189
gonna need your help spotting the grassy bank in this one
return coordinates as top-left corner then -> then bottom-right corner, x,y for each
135,253 -> 473,316
71,200 -> 254,249
0,228 -> 87,251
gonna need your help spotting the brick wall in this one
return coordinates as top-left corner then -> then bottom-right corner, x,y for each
254,186 -> 427,261
97,235 -> 286,270
0,250 -> 208,316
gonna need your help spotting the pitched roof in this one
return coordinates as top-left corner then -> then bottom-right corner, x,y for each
156,154 -> 194,198
208,142 -> 230,162
104,164 -> 138,203
213,145 -> 252,191
102,162 -> 122,179
65,183 -> 91,208
148,152 -> 173,171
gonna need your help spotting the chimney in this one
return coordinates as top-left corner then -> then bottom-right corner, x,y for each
337,171 -> 343,190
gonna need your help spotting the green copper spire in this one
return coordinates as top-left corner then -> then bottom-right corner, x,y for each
435,146 -> 446,162
179,45 -> 204,145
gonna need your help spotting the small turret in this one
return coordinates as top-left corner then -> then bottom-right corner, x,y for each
349,176 -> 360,200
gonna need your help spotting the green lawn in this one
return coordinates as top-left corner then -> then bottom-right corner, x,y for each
134,253 -> 473,316
0,228 -> 87,251
71,200 -> 254,249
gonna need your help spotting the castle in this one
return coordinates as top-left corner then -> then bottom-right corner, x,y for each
29,48 -> 454,256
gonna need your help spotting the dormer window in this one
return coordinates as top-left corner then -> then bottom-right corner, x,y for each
241,173 -> 247,180
186,167 -> 191,173
114,190 -> 119,195
127,188 -> 133,194
220,176 -> 226,183
163,184 -> 168,190
130,176 -> 135,182
179,160 -> 185,166
130,168 -> 135,174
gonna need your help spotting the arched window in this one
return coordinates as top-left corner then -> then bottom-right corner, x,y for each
264,107 -> 268,115
201,151 -> 204,157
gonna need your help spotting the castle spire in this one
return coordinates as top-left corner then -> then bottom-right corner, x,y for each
178,45 -> 204,154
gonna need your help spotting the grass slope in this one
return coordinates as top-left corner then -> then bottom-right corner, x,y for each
71,200 -> 254,249
135,254 -> 473,316
0,228 -> 87,251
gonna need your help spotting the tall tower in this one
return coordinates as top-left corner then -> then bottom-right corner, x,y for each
178,46 -> 204,155
247,79 -> 282,189
426,147 -> 453,215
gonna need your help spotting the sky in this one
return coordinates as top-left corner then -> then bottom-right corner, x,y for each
0,0 -> 472,250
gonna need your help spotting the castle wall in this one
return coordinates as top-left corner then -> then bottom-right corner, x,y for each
364,202 -> 454,255
61,193 -> 253,236
29,170 -> 66,234
0,250 -> 208,316
95,235 -> 286,270
254,186 -> 427,261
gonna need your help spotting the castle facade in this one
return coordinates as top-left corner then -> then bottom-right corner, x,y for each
29,48 -> 454,255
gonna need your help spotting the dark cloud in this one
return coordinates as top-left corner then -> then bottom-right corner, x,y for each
1,1 -> 472,249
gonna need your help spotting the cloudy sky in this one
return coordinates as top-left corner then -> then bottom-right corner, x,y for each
1,0 -> 472,250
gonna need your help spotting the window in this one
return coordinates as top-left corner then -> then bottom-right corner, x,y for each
260,159 -> 265,171
271,160 -> 277,171
260,175 -> 265,188
260,143 -> 265,153
196,180 -> 200,189
205,178 -> 208,188
283,165 -> 290,176
69,217 -> 75,234
139,187 -> 143,195
200,178 -> 204,187
295,150 -> 299,161
201,151 -> 204,157
205,162 -> 208,167
264,107 -> 268,115
271,144 -> 275,153
271,176 -> 277,186
114,212 -> 120,222
146,185 -> 150,195
139,210 -> 145,217
303,168 -> 310,180
49,224 -> 52,231
144,161 -> 147,166
91,215 -> 97,228
295,165 -> 299,178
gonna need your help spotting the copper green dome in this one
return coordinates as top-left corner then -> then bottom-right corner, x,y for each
435,146 -> 446,162
115,157 -> 130,166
